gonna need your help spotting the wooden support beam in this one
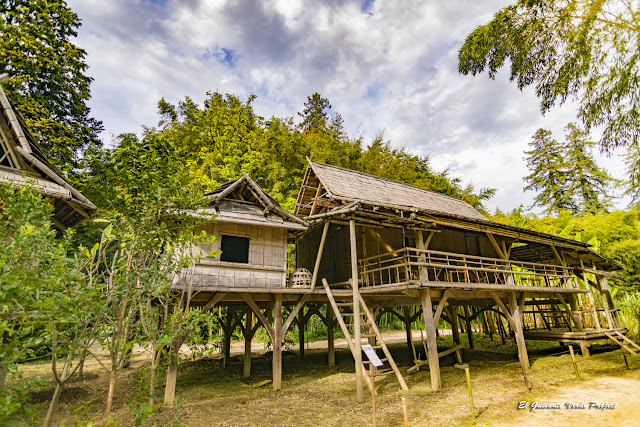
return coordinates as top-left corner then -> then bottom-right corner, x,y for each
297,311 -> 305,358
508,292 -> 530,383
433,290 -> 451,325
222,309 -> 233,368
283,295 -> 310,335
272,294 -> 283,391
327,304 -> 335,366
240,293 -> 275,340
486,232 -> 506,259
310,222 -> 330,290
243,310 -> 253,377
421,288 -> 442,390
350,219 -> 364,402
463,305 -> 474,349
488,291 -> 515,327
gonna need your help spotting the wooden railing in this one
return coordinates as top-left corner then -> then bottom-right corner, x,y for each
358,247 -> 577,289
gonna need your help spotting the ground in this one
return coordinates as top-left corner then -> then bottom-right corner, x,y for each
17,331 -> 640,426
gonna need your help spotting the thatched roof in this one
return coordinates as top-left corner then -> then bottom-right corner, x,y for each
193,172 -> 307,230
0,79 -> 96,229
294,159 -> 487,221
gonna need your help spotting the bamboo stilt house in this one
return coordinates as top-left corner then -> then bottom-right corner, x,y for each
166,160 -> 635,406
0,78 -> 96,229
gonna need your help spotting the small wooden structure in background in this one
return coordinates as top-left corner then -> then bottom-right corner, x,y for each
165,159 -> 633,405
0,77 -> 96,229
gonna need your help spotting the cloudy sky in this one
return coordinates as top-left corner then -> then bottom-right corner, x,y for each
66,0 -> 627,213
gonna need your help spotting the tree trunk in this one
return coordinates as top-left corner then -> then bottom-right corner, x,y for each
44,353 -> 72,427
104,365 -> 117,422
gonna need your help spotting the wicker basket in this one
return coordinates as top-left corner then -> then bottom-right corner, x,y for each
290,268 -> 312,288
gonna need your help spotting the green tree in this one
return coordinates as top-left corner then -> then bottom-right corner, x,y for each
458,0 -> 640,151
524,128 -> 573,213
84,132 -> 215,422
563,123 -> 613,213
524,124 -> 612,214
0,0 -> 103,171
0,183 -> 84,423
298,92 -> 331,134
156,92 -> 263,193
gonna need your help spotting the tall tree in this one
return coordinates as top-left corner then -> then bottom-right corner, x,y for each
523,124 -> 613,214
563,123 -> 613,213
458,0 -> 640,151
0,0 -> 103,171
524,128 -> 573,213
298,92 -> 331,134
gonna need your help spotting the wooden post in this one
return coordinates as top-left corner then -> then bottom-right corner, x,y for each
569,295 -> 590,357
404,306 -> 415,361
310,222 -> 330,290
163,357 -> 178,406
350,219 -> 364,402
508,291 -> 530,388
223,309 -> 232,368
569,345 -> 580,379
464,305 -> 474,349
601,277 -> 619,327
327,303 -> 335,366
298,309 -> 305,358
421,287 -> 442,390
465,367 -> 476,419
371,364 -> 377,427
402,397 -> 408,427
243,310 -> 253,378
449,306 -> 461,345
272,294 -> 283,391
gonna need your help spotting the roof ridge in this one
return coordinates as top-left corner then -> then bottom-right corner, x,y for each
309,160 -> 477,207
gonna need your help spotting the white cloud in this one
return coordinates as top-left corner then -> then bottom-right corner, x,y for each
67,0 -> 626,212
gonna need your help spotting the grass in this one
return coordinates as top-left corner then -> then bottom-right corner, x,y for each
14,332 -> 640,426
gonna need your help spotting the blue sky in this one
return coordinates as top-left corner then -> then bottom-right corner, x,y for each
67,0 -> 627,213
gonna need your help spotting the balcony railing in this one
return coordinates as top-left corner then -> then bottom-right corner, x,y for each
358,247 -> 578,289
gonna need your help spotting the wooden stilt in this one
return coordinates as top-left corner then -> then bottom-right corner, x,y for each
421,287 -> 442,390
243,310 -> 253,378
404,306 -> 415,361
223,309 -> 232,368
163,356 -> 178,406
298,309 -> 305,358
569,295 -> 591,357
449,306 -> 461,345
349,219 -> 364,402
327,304 -> 335,366
464,305 -> 474,349
272,294 -> 283,391
508,292 -> 530,388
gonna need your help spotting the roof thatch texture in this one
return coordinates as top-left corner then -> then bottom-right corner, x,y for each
194,172 -> 307,230
297,160 -> 487,221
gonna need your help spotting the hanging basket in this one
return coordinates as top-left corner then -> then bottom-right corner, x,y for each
290,268 -> 312,288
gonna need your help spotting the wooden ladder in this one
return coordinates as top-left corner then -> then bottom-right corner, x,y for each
604,331 -> 640,355
322,278 -> 409,392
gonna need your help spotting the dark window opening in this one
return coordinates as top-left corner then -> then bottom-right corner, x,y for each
220,235 -> 250,263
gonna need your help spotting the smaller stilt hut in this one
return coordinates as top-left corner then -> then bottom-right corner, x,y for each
165,173 -> 307,404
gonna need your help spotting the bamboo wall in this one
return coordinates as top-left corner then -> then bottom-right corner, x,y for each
188,221 -> 288,289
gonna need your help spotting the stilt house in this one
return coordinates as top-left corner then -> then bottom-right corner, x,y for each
165,160 -> 636,406
0,81 -> 96,229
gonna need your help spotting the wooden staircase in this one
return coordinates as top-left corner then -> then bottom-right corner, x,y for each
322,278 -> 409,392
604,330 -> 640,355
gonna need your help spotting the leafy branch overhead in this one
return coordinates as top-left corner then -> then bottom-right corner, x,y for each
458,0 -> 640,151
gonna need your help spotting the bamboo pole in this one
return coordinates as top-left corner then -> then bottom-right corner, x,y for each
569,345 -> 580,379
310,222 -> 330,290
350,219 -> 364,402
